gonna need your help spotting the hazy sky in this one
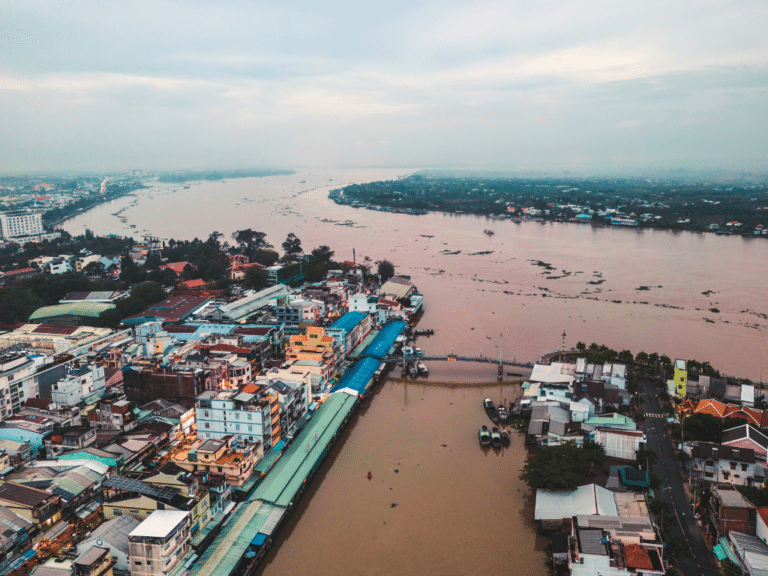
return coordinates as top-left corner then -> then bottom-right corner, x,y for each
2,1 -> 767,174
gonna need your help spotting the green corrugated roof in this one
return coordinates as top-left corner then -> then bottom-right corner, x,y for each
190,499 -> 264,576
252,393 -> 357,508
29,301 -> 115,320
254,448 -> 282,474
585,414 -> 636,429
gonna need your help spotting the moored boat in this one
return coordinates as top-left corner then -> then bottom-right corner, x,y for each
491,427 -> 502,448
417,363 -> 429,376
497,404 -> 508,423
479,425 -> 491,446
484,398 -> 495,418
501,430 -> 511,446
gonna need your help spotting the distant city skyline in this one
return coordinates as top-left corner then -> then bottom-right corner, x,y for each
2,1 -> 767,174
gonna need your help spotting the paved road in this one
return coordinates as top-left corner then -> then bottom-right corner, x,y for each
640,377 -> 718,576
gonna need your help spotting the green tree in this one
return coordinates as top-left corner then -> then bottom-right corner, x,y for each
232,229 -> 271,253
576,341 -> 586,354
635,351 -> 649,365
664,538 -> 690,560
378,260 -> 395,283
618,349 -> 634,364
251,249 -> 280,267
304,260 -> 328,283
519,441 -> 606,491
243,266 -> 270,291
119,256 -> 145,284
310,245 -> 335,265
282,233 -> 303,257
130,282 -> 166,304
722,559 -> 743,576
0,287 -> 44,323
681,413 -> 723,443
97,307 -> 123,329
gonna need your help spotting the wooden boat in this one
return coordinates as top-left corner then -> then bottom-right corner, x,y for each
484,398 -> 495,418
491,427 -> 502,448
497,404 -> 508,423
501,430 -> 511,446
479,425 -> 491,446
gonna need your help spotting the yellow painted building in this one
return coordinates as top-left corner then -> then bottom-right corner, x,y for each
674,359 -> 687,398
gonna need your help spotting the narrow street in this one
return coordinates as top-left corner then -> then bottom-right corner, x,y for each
640,377 -> 719,576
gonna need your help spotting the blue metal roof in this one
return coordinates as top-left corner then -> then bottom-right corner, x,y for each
360,320 -> 407,359
330,356 -> 381,396
328,311 -> 368,334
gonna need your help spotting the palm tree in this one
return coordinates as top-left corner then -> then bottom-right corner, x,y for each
660,355 -> 672,378
619,349 -> 634,364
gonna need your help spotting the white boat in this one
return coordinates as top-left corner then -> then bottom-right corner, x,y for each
417,363 -> 429,376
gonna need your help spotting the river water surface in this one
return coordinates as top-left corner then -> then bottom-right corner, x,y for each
63,169 -> 767,575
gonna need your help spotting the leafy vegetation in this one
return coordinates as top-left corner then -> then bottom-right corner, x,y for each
519,440 -> 606,491
378,260 -> 395,283
331,172 -> 768,232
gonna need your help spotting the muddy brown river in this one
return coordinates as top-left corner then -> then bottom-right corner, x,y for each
64,168 -> 767,574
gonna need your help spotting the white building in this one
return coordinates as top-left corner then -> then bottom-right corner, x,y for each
348,294 -> 378,314
51,365 -> 106,407
195,390 -> 273,447
0,210 -> 44,241
274,298 -> 323,326
46,259 -> 73,275
593,428 -> 645,461
129,510 -> 189,576
601,363 -> 628,390
0,353 -> 40,421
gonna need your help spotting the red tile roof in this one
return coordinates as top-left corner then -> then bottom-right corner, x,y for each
125,296 -> 208,323
623,544 -> 654,570
161,261 -> 195,274
24,398 -> 51,410
2,267 -> 39,277
0,482 -> 56,508
111,403 -> 131,414
210,344 -> 252,354
234,327 -> 272,336
179,278 -> 206,289
695,399 -> 727,418
32,324 -> 79,335
757,507 -> 768,528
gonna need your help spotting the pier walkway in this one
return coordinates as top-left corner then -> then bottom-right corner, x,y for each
378,354 -> 534,368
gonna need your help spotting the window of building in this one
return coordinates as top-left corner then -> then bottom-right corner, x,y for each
731,462 -> 737,470
205,423 -> 210,429
114,509 -> 122,516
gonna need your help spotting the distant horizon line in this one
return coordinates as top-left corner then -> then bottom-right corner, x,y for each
3,164 -> 768,182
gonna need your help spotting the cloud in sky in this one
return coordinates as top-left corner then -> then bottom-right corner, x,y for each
1,0 -> 767,174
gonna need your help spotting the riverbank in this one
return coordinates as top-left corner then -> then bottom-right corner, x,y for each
330,173 -> 768,237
